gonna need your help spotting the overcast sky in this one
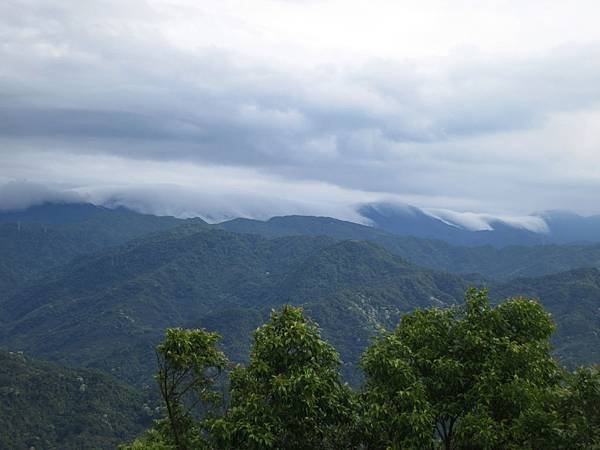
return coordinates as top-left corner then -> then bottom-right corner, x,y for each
2,0 -> 600,222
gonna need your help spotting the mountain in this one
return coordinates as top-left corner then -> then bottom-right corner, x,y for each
0,203 -> 599,448
3,218 -> 599,386
219,215 -> 394,240
0,203 -> 205,296
491,267 -> 600,369
0,202 -> 112,225
218,215 -> 600,280
6,201 -> 600,250
4,202 -> 600,304
359,202 -> 600,247
5,201 -> 600,309
358,203 -> 548,247
0,227 -> 467,385
0,349 -> 150,450
540,210 -> 600,243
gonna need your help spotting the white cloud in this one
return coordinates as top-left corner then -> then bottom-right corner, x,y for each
423,208 -> 550,233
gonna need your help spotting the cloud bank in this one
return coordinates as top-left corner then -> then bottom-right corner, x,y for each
2,0 -> 600,218
0,181 -> 85,211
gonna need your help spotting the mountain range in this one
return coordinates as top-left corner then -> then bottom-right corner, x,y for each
0,202 -> 599,448
6,201 -> 600,248
359,202 -> 600,247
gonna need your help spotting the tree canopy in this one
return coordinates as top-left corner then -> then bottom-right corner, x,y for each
360,288 -> 562,449
212,306 -> 356,449
122,290 -> 600,450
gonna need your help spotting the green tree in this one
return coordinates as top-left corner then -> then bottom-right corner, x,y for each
561,366 -> 600,448
158,328 -> 228,449
124,328 -> 228,450
212,305 -> 357,449
515,365 -> 600,449
360,288 -> 561,450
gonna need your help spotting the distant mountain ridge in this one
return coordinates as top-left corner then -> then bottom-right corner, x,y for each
217,214 -> 600,280
359,202 -> 600,247
4,204 -> 600,295
2,215 -> 598,386
0,203 -> 206,296
4,201 -> 600,248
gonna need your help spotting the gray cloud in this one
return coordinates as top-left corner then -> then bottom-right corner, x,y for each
0,181 -> 85,211
2,1 -> 600,217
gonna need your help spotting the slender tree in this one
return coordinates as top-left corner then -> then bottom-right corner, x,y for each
156,328 -> 228,450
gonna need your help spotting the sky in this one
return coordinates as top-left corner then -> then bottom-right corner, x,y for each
2,0 -> 600,223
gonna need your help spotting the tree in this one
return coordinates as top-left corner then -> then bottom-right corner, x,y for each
560,366 -> 600,448
212,306 -> 357,449
360,288 -> 561,450
515,365 -> 600,449
121,291 -> 599,450
154,328 -> 228,450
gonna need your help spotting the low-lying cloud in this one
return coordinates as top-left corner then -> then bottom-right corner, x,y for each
0,181 -> 85,211
423,208 -> 550,233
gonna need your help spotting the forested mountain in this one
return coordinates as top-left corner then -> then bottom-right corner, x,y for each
0,203 -> 110,225
0,204 -> 205,296
1,203 -> 600,447
0,227 -> 467,385
3,203 -> 600,293
539,210 -> 600,243
491,267 -> 600,369
219,214 -> 600,280
0,350 -> 150,450
2,213 -> 599,387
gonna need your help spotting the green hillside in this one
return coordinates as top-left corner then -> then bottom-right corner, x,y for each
2,208 -> 599,386
218,215 -> 600,279
0,350 -> 150,450
491,267 -> 600,369
3,221 -> 599,387
0,206 -> 205,297
0,229 -> 467,385
3,204 -> 600,305
0,208 -> 599,448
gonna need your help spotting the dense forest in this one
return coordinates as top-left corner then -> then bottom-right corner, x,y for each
0,350 -> 151,449
1,204 -> 599,448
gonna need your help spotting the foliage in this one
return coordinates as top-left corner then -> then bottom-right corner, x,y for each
130,297 -> 600,450
0,349 -> 151,450
514,365 -> 600,449
0,203 -> 198,296
119,426 -> 176,450
492,267 -> 600,369
212,306 -> 357,449
0,229 -> 467,386
360,288 -> 562,450
156,328 -> 228,449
